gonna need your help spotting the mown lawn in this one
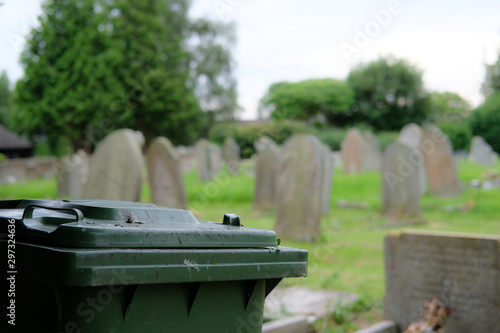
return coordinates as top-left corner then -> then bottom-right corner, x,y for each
1,158 -> 499,332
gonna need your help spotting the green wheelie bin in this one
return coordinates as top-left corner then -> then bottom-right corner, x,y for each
0,199 -> 307,332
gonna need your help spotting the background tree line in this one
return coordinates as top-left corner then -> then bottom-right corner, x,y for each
0,0 -> 499,156
256,55 -> 500,153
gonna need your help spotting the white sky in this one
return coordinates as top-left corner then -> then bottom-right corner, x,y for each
1,0 -> 500,120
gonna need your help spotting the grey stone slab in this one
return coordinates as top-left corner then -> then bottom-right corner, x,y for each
253,140 -> 280,211
194,139 -> 222,181
321,144 -> 334,215
398,123 -> 426,194
381,142 -> 423,222
82,129 -> 144,201
146,137 -> 187,209
353,321 -> 398,333
275,134 -> 323,241
57,150 -> 89,199
223,137 -> 240,175
384,230 -> 500,333
363,131 -> 381,172
341,128 -> 364,174
420,126 -> 461,197
469,135 -> 496,166
262,316 -> 309,333
265,286 -> 358,323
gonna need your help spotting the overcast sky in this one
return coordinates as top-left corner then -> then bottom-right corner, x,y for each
1,0 -> 500,120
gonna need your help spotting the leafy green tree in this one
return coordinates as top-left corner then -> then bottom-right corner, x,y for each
259,78 -> 355,126
0,70 -> 13,127
470,92 -> 500,152
428,91 -> 470,121
13,0 -> 123,152
347,56 -> 429,131
481,53 -> 500,96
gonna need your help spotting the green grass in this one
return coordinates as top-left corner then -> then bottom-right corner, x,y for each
1,159 -> 499,332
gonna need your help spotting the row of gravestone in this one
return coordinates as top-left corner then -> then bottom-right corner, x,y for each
341,126 -> 498,177
194,137 -> 240,182
382,124 -> 461,222
57,129 -> 241,209
253,134 -> 333,242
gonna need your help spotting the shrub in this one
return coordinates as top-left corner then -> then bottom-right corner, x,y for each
470,92 -> 500,152
438,119 -> 472,151
209,120 -> 312,158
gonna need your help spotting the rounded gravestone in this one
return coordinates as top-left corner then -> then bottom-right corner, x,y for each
146,137 -> 187,209
469,136 -> 496,166
382,142 -> 423,222
223,137 -> 241,175
362,131 -> 381,172
275,134 -> 323,241
420,126 -> 461,197
82,129 -> 144,201
398,123 -> 426,195
341,128 -> 364,174
254,140 -> 280,211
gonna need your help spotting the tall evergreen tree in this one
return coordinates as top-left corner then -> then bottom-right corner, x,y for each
14,0 -> 123,151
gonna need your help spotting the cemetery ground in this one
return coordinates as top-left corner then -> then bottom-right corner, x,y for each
2,159 -> 500,332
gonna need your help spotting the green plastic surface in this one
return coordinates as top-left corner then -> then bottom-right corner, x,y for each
0,199 -> 278,248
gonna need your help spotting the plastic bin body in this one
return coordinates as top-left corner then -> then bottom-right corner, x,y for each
0,199 -> 307,333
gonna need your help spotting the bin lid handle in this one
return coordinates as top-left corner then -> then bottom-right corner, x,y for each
21,205 -> 84,233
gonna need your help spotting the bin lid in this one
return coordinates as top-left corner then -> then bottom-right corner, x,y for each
0,199 -> 278,248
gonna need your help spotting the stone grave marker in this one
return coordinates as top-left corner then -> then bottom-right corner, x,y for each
385,230 -> 500,332
469,136 -> 496,166
341,128 -> 364,174
253,139 -> 280,211
254,136 -> 274,153
398,123 -> 426,194
57,150 -> 89,199
363,131 -> 381,172
420,126 -> 461,197
321,144 -> 334,215
82,129 -> 144,201
223,137 -> 240,175
146,137 -> 187,209
275,134 -> 323,241
209,143 -> 222,178
195,139 -> 221,181
381,142 -> 423,222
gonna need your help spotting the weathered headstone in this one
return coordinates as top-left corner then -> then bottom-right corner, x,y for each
195,139 -> 222,181
146,137 -> 187,209
57,150 -> 89,199
469,136 -> 496,166
398,123 -> 426,194
385,230 -> 500,332
223,137 -> 240,175
321,144 -> 334,215
420,126 -> 461,197
209,143 -> 222,178
254,136 -> 274,153
341,128 -> 364,174
253,140 -> 280,211
82,129 -> 144,201
275,134 -> 323,241
381,142 -> 423,222
362,131 -> 381,172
